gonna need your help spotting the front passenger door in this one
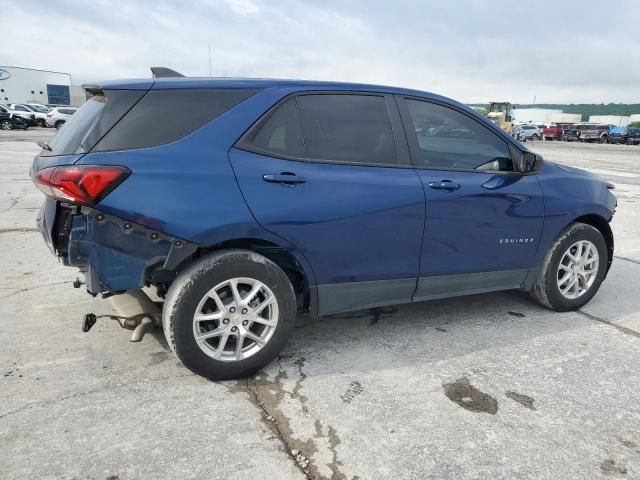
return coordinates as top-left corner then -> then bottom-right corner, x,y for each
398,97 -> 545,301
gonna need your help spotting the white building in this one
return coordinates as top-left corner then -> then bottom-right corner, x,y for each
589,115 -> 631,126
0,66 -> 72,106
512,108 -> 563,124
548,113 -> 582,123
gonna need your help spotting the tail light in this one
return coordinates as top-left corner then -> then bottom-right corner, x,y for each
47,113 -> 53,117
31,165 -> 130,205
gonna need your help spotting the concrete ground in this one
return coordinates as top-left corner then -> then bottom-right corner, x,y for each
1,130 -> 640,480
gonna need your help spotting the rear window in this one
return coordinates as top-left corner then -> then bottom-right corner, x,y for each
93,89 -> 258,152
246,98 -> 306,158
44,90 -> 144,157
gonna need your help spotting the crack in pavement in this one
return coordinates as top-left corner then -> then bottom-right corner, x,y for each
225,356 -> 351,480
0,372 -> 195,420
614,255 -> 640,266
0,227 -> 38,234
577,309 -> 640,338
0,280 -> 74,299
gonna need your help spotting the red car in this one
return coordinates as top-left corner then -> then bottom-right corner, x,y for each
543,123 -> 574,141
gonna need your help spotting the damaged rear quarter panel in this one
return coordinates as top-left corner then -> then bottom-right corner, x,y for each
71,87 -> 318,293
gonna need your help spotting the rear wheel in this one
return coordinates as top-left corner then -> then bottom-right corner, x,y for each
36,118 -> 46,127
600,135 -> 609,144
0,119 -> 14,130
530,223 -> 607,311
533,134 -> 540,141
163,249 -> 297,380
55,120 -> 65,129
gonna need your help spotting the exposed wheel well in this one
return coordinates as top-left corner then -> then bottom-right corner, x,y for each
573,214 -> 614,273
193,239 -> 310,311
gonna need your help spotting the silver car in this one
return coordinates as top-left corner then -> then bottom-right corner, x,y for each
515,124 -> 542,142
45,107 -> 78,128
8,104 -> 49,127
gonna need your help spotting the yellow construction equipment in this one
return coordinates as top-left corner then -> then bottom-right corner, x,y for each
487,102 -> 514,135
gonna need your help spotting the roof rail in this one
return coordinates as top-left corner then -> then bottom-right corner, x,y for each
150,67 -> 185,78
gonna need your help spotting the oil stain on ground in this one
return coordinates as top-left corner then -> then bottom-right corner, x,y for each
505,391 -> 536,410
443,377 -> 498,415
601,459 -> 627,475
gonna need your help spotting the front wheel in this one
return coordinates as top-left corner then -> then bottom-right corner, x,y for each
530,223 -> 608,311
0,119 -> 14,130
163,249 -> 297,380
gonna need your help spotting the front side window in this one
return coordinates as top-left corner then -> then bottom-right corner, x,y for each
404,99 -> 513,171
296,94 -> 397,165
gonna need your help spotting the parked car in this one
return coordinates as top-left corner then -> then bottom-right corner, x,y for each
578,124 -> 611,143
542,123 -> 574,141
563,124 -> 588,142
0,104 -> 36,126
9,103 -> 49,127
608,126 -> 628,144
45,107 -> 78,128
31,72 -> 617,380
0,111 -> 29,130
627,127 -> 640,145
515,124 -> 541,141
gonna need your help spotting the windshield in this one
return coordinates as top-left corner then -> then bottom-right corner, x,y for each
28,104 -> 49,113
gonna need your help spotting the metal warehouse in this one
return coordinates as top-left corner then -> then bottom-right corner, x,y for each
0,66 -> 72,105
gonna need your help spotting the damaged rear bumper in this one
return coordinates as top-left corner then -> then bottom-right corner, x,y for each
38,200 -> 197,295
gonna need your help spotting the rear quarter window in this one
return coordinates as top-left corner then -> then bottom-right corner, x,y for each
93,89 -> 258,152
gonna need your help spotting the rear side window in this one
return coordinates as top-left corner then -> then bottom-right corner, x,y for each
404,99 -> 512,171
93,89 -> 258,152
296,94 -> 396,165
247,99 -> 306,158
44,90 -> 144,157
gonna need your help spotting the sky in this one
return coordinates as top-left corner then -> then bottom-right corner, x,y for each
2,0 -> 639,104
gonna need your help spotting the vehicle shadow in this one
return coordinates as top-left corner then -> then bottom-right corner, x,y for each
278,260 -> 639,378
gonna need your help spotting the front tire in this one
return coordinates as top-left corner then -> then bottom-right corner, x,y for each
0,119 -> 14,130
530,223 -> 608,311
163,249 -> 297,380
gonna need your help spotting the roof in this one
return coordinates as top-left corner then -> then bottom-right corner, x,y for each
88,76 -> 450,100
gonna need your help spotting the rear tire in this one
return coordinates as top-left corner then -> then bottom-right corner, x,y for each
163,249 -> 297,380
530,223 -> 608,311
36,119 -> 46,127
55,120 -> 65,129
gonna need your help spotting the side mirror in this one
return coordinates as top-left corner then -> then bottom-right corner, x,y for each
515,152 -> 537,173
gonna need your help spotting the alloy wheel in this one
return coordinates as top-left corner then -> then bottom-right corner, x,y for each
0,120 -> 14,130
557,240 -> 599,299
192,277 -> 279,361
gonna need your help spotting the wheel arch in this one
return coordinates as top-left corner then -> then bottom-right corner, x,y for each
572,214 -> 614,274
189,237 -> 317,314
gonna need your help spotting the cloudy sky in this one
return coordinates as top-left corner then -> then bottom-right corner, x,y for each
2,0 -> 639,104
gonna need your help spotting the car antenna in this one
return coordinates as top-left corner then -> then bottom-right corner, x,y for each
150,67 -> 185,78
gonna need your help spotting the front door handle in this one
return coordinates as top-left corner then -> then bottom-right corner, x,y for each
263,173 -> 306,185
428,180 -> 460,191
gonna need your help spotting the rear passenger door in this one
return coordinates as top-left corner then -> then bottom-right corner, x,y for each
229,92 -> 425,315
397,97 -> 545,301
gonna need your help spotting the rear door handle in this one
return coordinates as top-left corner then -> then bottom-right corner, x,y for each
262,173 -> 306,185
428,180 -> 460,191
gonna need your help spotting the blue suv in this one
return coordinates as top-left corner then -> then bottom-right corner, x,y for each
31,69 -> 617,380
